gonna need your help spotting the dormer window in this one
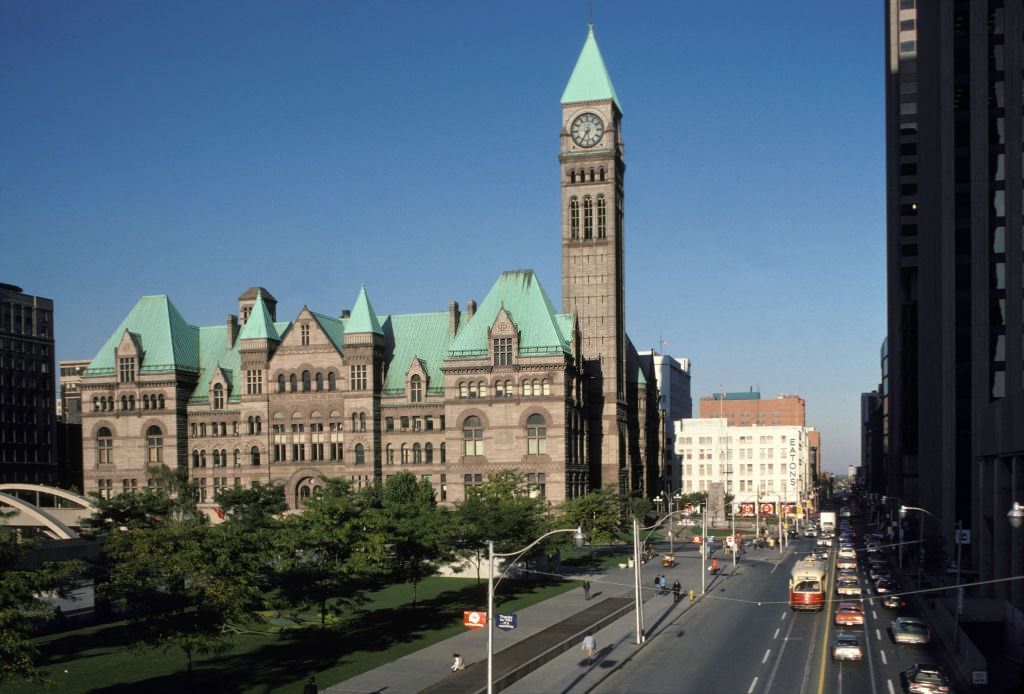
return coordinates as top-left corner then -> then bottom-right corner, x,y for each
212,383 -> 225,410
118,356 -> 136,383
301,323 -> 310,346
493,337 -> 513,366
410,374 -> 423,402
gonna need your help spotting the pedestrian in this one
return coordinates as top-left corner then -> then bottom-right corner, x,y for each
582,579 -> 591,600
672,579 -> 681,603
659,574 -> 668,596
653,574 -> 660,595
581,632 -> 596,665
303,676 -> 318,694
451,653 -> 465,671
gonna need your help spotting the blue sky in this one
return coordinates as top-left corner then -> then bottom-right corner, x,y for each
1,1 -> 884,475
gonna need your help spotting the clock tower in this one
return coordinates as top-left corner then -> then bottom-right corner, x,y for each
560,25 -> 628,493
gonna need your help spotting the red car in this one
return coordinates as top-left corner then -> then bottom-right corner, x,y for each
882,594 -> 907,609
834,602 -> 865,626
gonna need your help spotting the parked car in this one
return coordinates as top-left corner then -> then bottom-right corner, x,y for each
834,602 -> 865,626
891,617 -> 931,645
832,632 -> 863,662
903,663 -> 950,693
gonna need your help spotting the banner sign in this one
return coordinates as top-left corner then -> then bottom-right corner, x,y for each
463,611 -> 486,630
496,613 -> 518,632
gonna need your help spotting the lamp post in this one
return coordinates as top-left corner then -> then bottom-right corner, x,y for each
487,527 -> 585,693
731,500 -> 737,568
631,508 -> 692,645
899,505 -> 928,588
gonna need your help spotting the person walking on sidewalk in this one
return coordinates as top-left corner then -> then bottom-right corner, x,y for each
581,632 -> 596,665
659,574 -> 668,596
582,579 -> 591,600
672,579 -> 681,603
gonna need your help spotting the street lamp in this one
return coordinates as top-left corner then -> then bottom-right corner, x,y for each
632,508 -> 694,645
1008,501 -> 1024,529
487,526 -> 585,693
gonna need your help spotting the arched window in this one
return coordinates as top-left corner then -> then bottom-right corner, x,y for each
589,167 -> 595,182
128,395 -> 135,410
583,196 -> 593,239
97,427 -> 113,464
255,416 -> 262,433
158,394 -> 165,409
478,381 -> 488,398
440,442 -> 446,464
532,380 -> 539,395
213,383 -> 224,409
569,197 -> 580,239
504,380 -> 512,397
200,450 -> 207,468
410,375 -> 422,402
527,413 -> 547,454
386,444 -> 394,465
459,382 -> 468,398
495,381 -> 504,397
315,372 -> 324,391
596,195 -> 606,238
212,449 -> 221,468
401,444 -> 408,464
355,444 -> 365,465
146,425 -> 163,464
599,167 -> 606,181
121,395 -> 128,411
290,374 -> 298,392
302,371 -> 311,392
328,372 -> 337,391
359,412 -> 366,431
250,446 -> 261,466
469,382 -> 478,399
542,379 -> 551,396
425,442 -> 434,464
233,449 -> 240,467
93,397 -> 100,412
522,381 -> 532,397
299,484 -> 311,504
352,413 -> 359,431
142,395 -> 150,410
277,374 -> 286,393
247,416 -> 255,434
192,450 -> 200,468
413,443 -> 422,464
463,416 -> 483,456
569,170 -> 576,183
107,396 -> 114,411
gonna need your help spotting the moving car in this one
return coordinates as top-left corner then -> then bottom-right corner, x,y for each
882,594 -> 907,609
836,556 -> 857,570
834,602 -> 865,626
838,544 -> 857,559
836,577 -> 862,597
832,632 -> 863,662
875,578 -> 897,595
891,617 -> 931,645
817,535 -> 833,547
903,663 -> 950,693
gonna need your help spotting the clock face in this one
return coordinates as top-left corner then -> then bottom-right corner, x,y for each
570,112 -> 604,148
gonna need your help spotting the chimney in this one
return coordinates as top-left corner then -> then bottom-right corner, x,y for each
226,314 -> 239,348
341,309 -> 351,319
448,301 -> 460,336
466,300 -> 477,321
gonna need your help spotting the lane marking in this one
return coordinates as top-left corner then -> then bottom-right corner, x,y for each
816,548 -> 836,694
764,602 -> 799,693
876,628 -> 881,641
862,600 -> 880,694
773,627 -> 780,640
781,612 -> 787,621
880,649 -> 887,665
762,649 -> 771,664
887,679 -> 895,694
748,676 -> 758,694
872,611 -> 878,620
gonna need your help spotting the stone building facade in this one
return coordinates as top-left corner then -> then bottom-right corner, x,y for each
77,26 -> 660,511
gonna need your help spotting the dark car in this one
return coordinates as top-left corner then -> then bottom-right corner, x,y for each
882,594 -> 907,609
891,617 -> 931,645
875,578 -> 897,595
904,662 -> 950,693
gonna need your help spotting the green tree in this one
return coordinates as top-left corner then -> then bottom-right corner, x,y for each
453,471 -> 548,582
362,472 -> 452,605
82,465 -> 200,534
276,478 -> 377,630
0,514 -> 84,684
101,518 -> 254,681
213,483 -> 287,599
558,485 -> 624,548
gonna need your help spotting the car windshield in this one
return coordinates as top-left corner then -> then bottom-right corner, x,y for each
794,580 -> 821,592
837,637 -> 858,646
916,671 -> 946,684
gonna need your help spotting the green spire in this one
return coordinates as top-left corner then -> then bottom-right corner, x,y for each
561,24 -> 621,110
238,291 -> 280,341
346,285 -> 383,335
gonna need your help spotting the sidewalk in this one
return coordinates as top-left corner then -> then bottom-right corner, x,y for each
327,541 -> 784,694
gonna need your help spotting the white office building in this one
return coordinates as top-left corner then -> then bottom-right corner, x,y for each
674,418 -> 811,513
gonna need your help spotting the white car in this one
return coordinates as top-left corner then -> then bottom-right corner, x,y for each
817,536 -> 833,547
838,545 -> 856,559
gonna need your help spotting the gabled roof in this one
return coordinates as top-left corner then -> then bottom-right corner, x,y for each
311,311 -> 345,354
448,270 -> 571,359
346,285 -> 383,335
380,312 -> 453,395
84,296 -> 199,377
561,24 -> 621,110
190,326 -> 241,403
237,291 -> 279,342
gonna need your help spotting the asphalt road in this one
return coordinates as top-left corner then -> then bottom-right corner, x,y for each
594,532 -> 954,694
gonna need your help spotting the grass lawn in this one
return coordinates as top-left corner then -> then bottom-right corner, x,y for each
2,576 -> 576,694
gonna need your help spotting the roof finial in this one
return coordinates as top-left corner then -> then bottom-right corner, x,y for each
589,0 -> 593,27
